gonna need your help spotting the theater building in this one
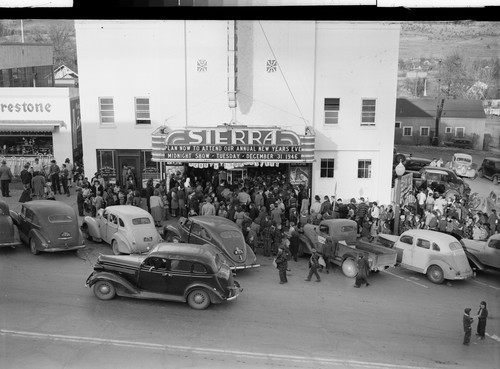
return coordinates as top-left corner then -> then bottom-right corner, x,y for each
75,20 -> 399,204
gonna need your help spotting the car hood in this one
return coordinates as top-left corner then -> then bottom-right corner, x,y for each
97,254 -> 146,268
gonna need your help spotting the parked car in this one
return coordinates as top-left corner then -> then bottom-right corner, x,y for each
414,166 -> 470,199
85,242 -> 242,310
485,190 -> 500,215
446,153 -> 476,179
392,157 -> 432,184
378,229 -> 473,284
81,205 -> 162,255
299,219 -> 397,278
163,216 -> 259,270
461,234 -> 500,271
477,157 -> 500,185
0,200 -> 21,248
9,200 -> 85,255
443,137 -> 473,150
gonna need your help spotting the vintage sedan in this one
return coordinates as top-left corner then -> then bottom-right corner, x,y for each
85,242 -> 242,310
462,234 -> 500,270
485,190 -> 500,215
163,216 -> 259,270
379,229 -> 473,284
9,200 -> 85,255
446,153 -> 476,179
81,205 -> 162,255
0,200 -> 21,248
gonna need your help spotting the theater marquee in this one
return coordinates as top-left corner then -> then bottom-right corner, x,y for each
151,126 -> 314,164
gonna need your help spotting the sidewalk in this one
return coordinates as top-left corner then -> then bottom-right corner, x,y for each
1,180 -> 174,228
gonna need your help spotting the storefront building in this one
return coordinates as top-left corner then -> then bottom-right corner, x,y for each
0,87 -> 74,175
75,20 -> 399,204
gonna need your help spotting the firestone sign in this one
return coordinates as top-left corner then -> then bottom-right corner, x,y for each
151,126 -> 315,163
0,102 -> 52,113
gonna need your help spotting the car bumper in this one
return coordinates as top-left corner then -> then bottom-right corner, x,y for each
0,240 -> 22,248
449,271 -> 474,280
226,281 -> 243,301
231,263 -> 261,270
42,244 -> 86,253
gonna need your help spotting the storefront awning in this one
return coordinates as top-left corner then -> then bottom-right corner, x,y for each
0,120 -> 66,132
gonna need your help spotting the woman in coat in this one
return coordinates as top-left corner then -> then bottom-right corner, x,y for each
149,189 -> 164,227
31,171 -> 46,200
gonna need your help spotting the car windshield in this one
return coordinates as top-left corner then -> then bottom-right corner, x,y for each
48,214 -> 73,223
456,157 -> 471,163
449,241 -> 462,251
132,217 -> 151,225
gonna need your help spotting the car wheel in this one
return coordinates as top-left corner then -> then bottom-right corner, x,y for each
493,176 -> 499,185
93,280 -> 116,300
81,224 -> 91,240
427,265 -> 444,284
30,238 -> 40,255
187,289 -> 211,310
112,240 -> 121,255
341,257 -> 357,278
477,169 -> 483,178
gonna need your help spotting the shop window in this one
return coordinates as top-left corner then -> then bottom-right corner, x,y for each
361,99 -> 376,126
97,150 -> 116,184
135,97 -> 151,124
455,127 -> 465,137
420,127 -> 430,136
99,97 -> 115,124
403,127 -> 413,136
357,160 -> 372,179
324,98 -> 340,125
320,159 -> 335,178
142,150 -> 160,188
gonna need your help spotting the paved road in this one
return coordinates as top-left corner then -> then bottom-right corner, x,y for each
1,240 -> 499,369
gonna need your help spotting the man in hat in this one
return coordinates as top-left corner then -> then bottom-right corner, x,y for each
0,160 -> 13,197
463,308 -> 474,345
305,248 -> 321,282
32,157 -> 43,174
49,159 -> 61,195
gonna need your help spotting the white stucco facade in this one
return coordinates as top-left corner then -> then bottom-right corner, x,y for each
75,20 -> 399,204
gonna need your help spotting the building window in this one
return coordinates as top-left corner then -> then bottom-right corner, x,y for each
97,150 -> 116,183
455,127 -> 465,137
99,97 -> 115,124
402,127 -> 413,136
266,60 -> 277,73
420,126 -> 430,136
320,159 -> 335,178
324,98 -> 340,125
395,121 -> 401,128
358,160 -> 372,179
135,97 -> 151,125
445,127 -> 452,134
361,99 -> 376,126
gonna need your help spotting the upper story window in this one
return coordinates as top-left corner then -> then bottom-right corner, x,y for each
361,99 -> 376,126
324,98 -> 340,125
320,159 -> 335,178
99,97 -> 115,124
135,97 -> 151,125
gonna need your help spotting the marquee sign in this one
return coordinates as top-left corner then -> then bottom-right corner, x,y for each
151,126 -> 315,164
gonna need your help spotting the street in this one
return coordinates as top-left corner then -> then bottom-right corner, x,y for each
1,237 -> 499,369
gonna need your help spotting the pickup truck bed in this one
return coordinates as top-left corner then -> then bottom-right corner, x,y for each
356,239 -> 400,265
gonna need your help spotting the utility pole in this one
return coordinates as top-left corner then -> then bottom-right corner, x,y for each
432,60 -> 443,146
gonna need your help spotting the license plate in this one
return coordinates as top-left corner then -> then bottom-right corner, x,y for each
144,237 -> 153,242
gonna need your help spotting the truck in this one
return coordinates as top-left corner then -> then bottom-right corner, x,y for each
299,219 -> 398,278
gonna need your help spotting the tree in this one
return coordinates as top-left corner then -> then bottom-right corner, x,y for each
438,51 -> 471,99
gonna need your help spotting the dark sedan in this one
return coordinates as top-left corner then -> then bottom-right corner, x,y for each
0,200 -> 21,248
163,216 -> 260,270
86,242 -> 242,310
10,200 -> 85,255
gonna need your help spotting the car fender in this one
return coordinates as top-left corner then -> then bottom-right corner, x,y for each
298,233 -> 315,255
423,259 -> 464,279
27,228 -> 48,249
83,217 -> 101,239
111,232 -> 133,253
184,282 -> 225,303
163,224 -> 181,239
463,249 -> 486,271
86,271 -> 139,294
9,210 -> 20,226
